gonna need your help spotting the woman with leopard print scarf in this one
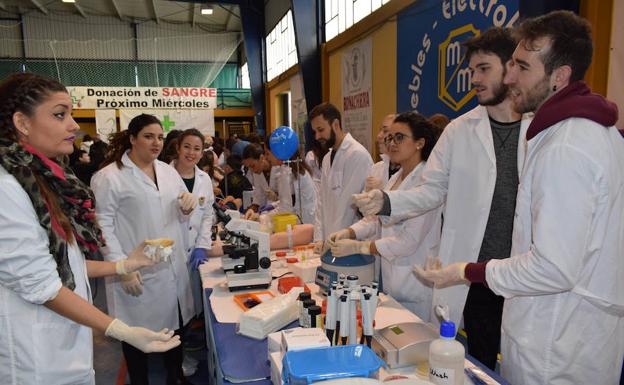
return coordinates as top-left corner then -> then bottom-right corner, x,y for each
0,73 -> 180,385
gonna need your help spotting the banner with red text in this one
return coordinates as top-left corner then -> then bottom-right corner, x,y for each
67,86 -> 217,110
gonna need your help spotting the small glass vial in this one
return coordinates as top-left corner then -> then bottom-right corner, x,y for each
297,292 -> 311,326
308,305 -> 322,329
301,298 -> 316,328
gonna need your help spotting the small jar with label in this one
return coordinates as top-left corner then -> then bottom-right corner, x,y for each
308,305 -> 322,329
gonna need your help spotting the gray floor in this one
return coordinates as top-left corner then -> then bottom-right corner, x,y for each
91,278 -> 209,385
92,277 -> 125,384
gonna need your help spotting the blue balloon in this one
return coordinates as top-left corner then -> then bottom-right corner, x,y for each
269,126 -> 299,160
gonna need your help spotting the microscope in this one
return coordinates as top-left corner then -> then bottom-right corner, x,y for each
213,203 -> 272,291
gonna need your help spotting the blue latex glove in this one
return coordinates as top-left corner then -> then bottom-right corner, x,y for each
189,248 -> 209,271
258,203 -> 275,213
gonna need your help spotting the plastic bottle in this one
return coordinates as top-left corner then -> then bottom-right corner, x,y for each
259,214 -> 272,234
286,224 -> 293,250
297,292 -> 311,326
428,321 -> 464,385
301,299 -> 316,328
308,305 -> 322,328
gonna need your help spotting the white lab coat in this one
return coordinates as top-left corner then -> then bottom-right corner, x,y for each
92,152 -> 194,331
171,163 -> 215,252
172,162 -> 215,316
367,153 -> 391,187
385,106 -> 530,326
269,165 -> 317,225
305,150 -> 322,195
350,162 -> 441,321
314,133 -> 373,241
292,169 -> 317,225
0,166 -> 94,385
246,168 -> 271,207
485,119 -> 624,385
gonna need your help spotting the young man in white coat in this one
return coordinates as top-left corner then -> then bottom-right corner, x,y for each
414,11 -> 624,385
311,102 -> 373,249
354,28 -> 529,370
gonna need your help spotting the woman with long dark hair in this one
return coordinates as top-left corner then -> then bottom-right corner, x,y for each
92,114 -> 197,385
329,112 -> 442,321
0,73 -> 179,385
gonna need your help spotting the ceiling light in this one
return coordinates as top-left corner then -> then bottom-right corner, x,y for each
201,5 -> 213,15
62,0 -> 76,3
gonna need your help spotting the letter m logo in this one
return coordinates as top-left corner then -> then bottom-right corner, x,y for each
438,24 -> 480,111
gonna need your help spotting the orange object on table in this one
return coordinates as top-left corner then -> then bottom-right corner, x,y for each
233,291 -> 275,311
277,276 -> 310,294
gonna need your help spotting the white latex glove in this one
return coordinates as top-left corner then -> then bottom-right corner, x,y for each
330,239 -> 371,257
265,188 -> 279,202
178,192 -> 197,215
413,256 -> 468,288
352,189 -> 384,217
105,318 -> 181,353
120,271 -> 143,297
364,176 -> 384,192
313,240 -> 330,255
244,208 -> 259,221
115,241 -> 154,275
328,228 -> 353,245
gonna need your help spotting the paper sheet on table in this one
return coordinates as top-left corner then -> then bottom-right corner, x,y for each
199,258 -> 226,289
209,281 -> 245,323
373,294 -> 422,330
209,272 -> 283,324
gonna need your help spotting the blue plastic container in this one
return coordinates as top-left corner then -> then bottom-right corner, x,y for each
282,345 -> 386,385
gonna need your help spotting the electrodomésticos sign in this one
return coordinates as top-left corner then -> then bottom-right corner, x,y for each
397,0 -> 519,118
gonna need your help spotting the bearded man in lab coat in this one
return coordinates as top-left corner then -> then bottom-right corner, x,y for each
355,27 -> 529,370
311,102 -> 373,248
410,11 -> 623,385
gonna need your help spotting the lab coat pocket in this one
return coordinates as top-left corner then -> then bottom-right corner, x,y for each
33,322 -> 92,384
329,171 -> 343,196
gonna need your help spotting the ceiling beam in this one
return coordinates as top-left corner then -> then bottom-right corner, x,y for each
150,0 -> 159,24
190,3 -> 196,28
73,2 -> 87,18
223,5 -> 232,31
30,0 -> 48,15
0,1 -> 7,12
110,0 -> 123,20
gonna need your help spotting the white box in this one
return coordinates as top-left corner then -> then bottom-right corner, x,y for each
270,351 -> 283,385
268,330 -> 284,355
281,327 -> 330,354
289,259 -> 322,283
